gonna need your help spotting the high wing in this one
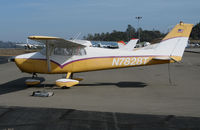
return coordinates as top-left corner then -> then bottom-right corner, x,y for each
28,36 -> 86,48
28,36 -> 86,72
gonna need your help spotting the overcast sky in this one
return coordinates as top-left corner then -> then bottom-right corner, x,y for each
0,0 -> 199,42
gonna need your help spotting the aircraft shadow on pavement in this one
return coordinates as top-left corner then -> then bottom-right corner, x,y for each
0,78 -> 146,95
78,81 -> 147,88
0,77 -> 45,95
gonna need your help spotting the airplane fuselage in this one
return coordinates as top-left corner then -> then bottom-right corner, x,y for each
15,47 -> 177,74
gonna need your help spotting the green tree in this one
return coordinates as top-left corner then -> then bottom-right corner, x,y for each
191,22 -> 200,40
84,24 -> 165,42
126,25 -> 136,41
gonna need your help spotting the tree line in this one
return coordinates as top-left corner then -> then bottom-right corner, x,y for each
0,22 -> 199,48
84,22 -> 200,42
190,22 -> 200,40
83,25 -> 165,43
0,41 -> 19,48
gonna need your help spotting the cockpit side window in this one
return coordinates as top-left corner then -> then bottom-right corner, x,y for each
53,47 -> 86,56
40,48 -> 46,55
40,47 -> 86,56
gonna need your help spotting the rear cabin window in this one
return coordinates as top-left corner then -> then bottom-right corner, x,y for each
53,47 -> 86,56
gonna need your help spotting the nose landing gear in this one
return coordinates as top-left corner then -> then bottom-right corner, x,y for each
25,73 -> 41,86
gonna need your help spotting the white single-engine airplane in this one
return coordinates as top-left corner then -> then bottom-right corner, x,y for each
14,22 -> 193,88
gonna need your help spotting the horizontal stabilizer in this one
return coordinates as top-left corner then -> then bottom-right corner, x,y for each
153,57 -> 171,60
153,57 -> 179,62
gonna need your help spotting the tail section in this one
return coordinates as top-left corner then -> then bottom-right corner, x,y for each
156,22 -> 193,61
117,38 -> 138,51
125,38 -> 138,51
117,41 -> 126,49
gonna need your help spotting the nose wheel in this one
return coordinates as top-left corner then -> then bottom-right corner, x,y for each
32,73 -> 38,78
26,73 -> 41,86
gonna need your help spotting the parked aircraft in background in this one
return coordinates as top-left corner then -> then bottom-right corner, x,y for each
117,38 -> 138,50
14,22 -> 193,88
93,42 -> 118,49
16,43 -> 35,49
16,39 -> 45,49
92,38 -> 138,49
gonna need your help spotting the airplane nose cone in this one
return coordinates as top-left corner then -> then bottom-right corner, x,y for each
14,57 -> 26,72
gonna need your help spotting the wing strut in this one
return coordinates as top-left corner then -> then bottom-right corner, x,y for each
46,41 -> 51,72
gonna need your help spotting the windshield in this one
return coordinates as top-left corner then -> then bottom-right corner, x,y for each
40,48 -> 46,55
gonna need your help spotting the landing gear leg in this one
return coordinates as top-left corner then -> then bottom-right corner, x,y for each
66,72 -> 72,79
32,73 -> 38,79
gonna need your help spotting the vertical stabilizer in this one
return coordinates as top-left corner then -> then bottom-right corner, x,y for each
156,22 -> 193,61
162,22 -> 193,41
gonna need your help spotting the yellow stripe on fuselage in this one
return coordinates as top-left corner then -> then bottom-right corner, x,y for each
15,56 -> 180,74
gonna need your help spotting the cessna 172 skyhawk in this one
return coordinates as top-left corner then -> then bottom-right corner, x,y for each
14,22 -> 193,88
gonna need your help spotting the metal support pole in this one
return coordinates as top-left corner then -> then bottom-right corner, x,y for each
135,16 -> 142,43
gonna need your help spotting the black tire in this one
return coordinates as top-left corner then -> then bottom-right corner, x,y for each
61,86 -> 70,89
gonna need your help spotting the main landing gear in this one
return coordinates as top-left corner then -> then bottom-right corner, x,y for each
56,72 -> 81,89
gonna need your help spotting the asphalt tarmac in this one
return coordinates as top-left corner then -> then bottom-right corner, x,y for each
0,51 -> 200,129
